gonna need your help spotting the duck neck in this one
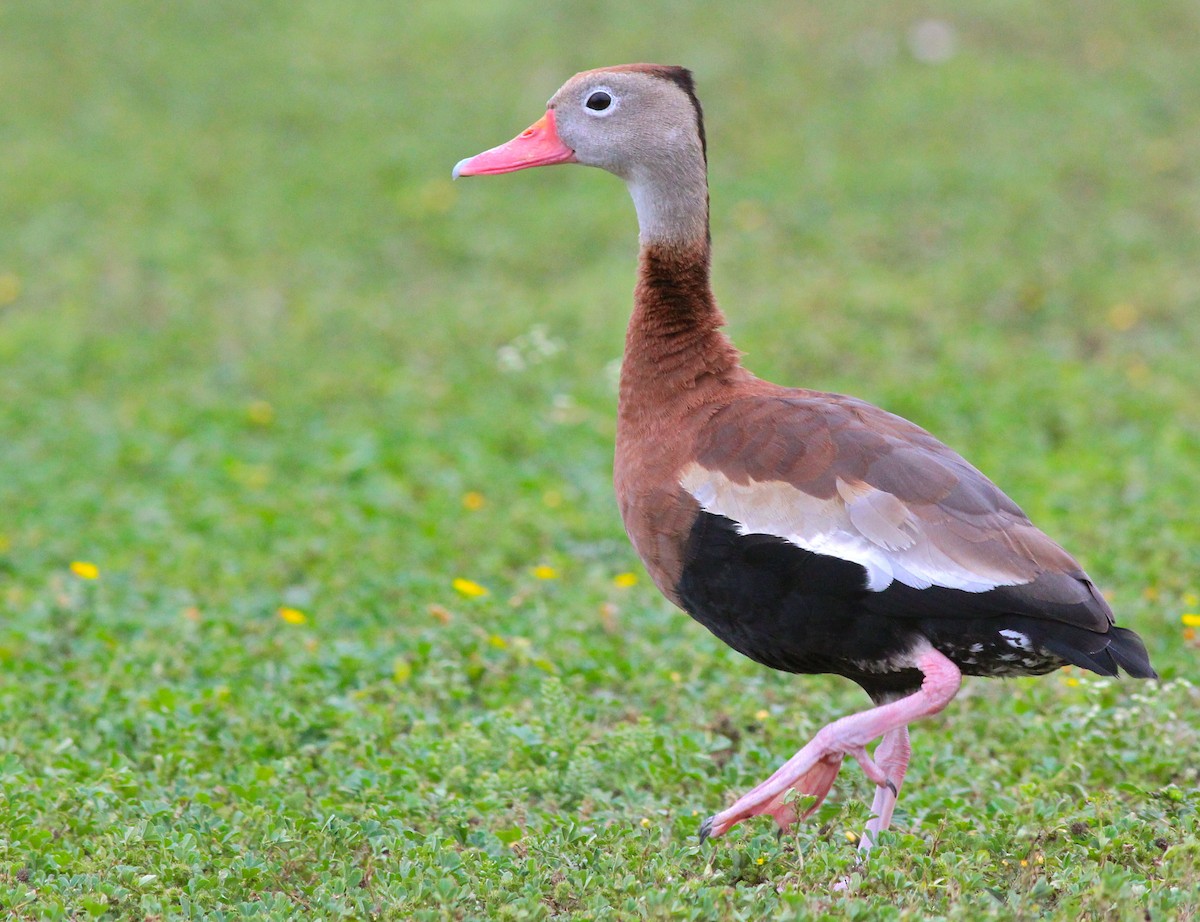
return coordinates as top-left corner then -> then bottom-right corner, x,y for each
628,163 -> 711,249
618,228 -> 743,425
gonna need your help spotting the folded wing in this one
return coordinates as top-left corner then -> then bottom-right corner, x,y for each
682,392 -> 1112,632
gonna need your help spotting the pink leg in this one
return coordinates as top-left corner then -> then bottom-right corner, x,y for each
857,725 -> 911,856
700,643 -> 960,842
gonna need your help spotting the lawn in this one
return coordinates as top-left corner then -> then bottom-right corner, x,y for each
1,1 -> 1198,918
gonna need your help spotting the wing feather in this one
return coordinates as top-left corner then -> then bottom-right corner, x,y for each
683,393 -> 1083,595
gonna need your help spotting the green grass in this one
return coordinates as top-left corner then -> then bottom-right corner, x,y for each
2,0 -> 1199,918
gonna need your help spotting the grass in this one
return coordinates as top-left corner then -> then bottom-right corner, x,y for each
1,0 -> 1198,918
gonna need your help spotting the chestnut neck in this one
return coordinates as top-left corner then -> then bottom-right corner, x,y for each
618,236 -> 744,428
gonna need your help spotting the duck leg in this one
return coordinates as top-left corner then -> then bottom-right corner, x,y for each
857,725 -> 912,855
700,644 -> 960,842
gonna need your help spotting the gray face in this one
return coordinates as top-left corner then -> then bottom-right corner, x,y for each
548,70 -> 703,182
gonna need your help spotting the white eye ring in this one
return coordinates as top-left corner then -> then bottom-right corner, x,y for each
582,86 -> 618,117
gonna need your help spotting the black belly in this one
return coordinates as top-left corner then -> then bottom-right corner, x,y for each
674,511 -> 1067,699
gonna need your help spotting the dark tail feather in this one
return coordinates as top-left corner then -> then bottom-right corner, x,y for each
1105,626 -> 1158,679
1041,625 -> 1157,679
1042,637 -> 1118,677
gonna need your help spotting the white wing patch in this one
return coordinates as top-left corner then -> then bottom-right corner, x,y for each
681,462 -> 1032,594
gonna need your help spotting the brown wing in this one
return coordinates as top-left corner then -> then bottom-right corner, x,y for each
681,391 -> 1110,629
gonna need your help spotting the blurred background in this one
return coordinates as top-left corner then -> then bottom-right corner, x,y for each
2,0 -> 1197,610
0,0 -> 1197,911
2,0 -> 1199,695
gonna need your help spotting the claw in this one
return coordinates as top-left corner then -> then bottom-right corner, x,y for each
885,779 -> 899,797
698,815 -> 714,844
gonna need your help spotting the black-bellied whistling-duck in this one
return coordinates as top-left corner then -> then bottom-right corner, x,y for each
453,64 -> 1157,853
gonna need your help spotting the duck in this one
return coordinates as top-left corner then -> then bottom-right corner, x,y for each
452,64 -> 1157,854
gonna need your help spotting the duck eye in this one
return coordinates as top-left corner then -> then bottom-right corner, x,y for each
584,90 -> 613,113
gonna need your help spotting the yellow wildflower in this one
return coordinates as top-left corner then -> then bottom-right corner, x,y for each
532,565 -> 559,580
1184,592 -> 1199,607
70,561 -> 100,580
246,399 -> 274,426
278,606 -> 308,625
1181,613 -> 1200,628
756,857 -> 766,865
614,572 -> 638,588
1125,362 -> 1150,387
640,817 -> 651,828
462,491 -> 486,511
229,461 -> 271,489
453,578 -> 489,598
755,709 -> 770,721
1107,303 -> 1138,332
